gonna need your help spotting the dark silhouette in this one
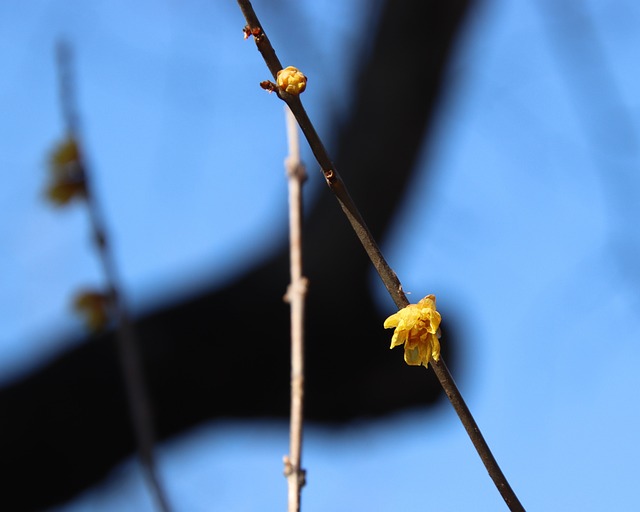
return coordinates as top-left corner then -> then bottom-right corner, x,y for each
0,1 -> 476,510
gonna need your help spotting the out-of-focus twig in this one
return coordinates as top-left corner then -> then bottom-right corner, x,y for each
54,40 -> 172,512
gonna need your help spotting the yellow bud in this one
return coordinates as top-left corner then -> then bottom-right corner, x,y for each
276,66 -> 307,95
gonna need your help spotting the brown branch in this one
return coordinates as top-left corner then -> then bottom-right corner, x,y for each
235,2 -> 525,510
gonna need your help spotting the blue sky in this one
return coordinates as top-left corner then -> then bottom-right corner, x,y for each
2,1 -> 640,511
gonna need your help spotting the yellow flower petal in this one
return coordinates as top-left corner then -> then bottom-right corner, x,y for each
389,328 -> 406,349
50,137 -> 80,169
404,345 -> 422,366
383,312 -> 400,329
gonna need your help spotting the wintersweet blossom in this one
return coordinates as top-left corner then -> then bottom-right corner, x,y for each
276,66 -> 307,95
73,290 -> 110,331
46,137 -> 86,205
384,294 -> 441,368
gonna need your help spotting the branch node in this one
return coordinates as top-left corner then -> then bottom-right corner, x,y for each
323,169 -> 336,184
285,157 -> 307,182
283,455 -> 307,487
283,277 -> 309,303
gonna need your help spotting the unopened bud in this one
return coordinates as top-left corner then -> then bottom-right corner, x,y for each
276,66 -> 307,95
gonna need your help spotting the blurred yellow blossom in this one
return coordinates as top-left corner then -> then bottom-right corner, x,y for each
384,294 -> 441,368
46,136 -> 86,206
276,66 -> 307,95
50,136 -> 80,167
73,289 -> 110,331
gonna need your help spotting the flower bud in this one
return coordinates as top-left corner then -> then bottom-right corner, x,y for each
276,66 -> 307,95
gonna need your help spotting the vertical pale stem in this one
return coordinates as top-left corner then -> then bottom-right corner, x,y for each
283,105 -> 308,512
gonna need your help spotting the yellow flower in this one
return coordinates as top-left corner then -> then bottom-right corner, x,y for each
73,289 -> 110,331
46,179 -> 86,205
276,66 -> 307,95
46,136 -> 86,206
384,294 -> 441,368
50,136 -> 80,168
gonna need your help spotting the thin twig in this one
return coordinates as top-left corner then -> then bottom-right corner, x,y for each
235,2 -> 525,510
55,40 -> 172,512
282,105 -> 308,512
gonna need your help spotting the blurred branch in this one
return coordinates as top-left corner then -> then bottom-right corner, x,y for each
54,40 -> 172,512
236,1 -> 525,510
535,1 -> 640,289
